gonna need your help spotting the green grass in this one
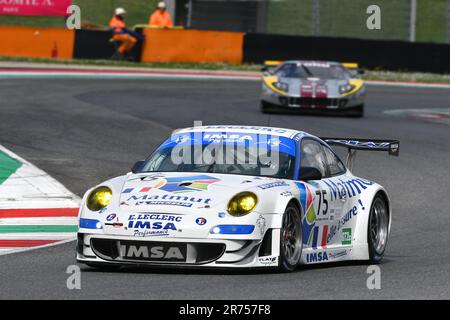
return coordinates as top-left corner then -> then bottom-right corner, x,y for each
2,56 -> 450,84
267,0 -> 447,43
416,0 -> 447,43
266,0 -> 312,36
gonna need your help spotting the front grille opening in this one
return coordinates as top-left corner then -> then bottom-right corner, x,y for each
259,229 -> 273,257
77,233 -> 84,255
195,243 -> 226,264
90,239 -> 226,265
286,97 -> 341,107
91,238 -> 120,260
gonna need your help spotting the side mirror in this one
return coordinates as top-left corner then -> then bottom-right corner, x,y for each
357,68 -> 365,75
131,160 -> 145,173
298,167 -> 322,181
261,66 -> 268,72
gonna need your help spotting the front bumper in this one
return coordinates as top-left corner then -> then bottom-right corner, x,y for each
77,229 -> 281,268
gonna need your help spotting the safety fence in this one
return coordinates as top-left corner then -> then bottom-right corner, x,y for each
1,26 -> 450,73
183,0 -> 449,44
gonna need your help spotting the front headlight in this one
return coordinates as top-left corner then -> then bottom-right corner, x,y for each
227,192 -> 258,217
339,84 -> 356,94
86,186 -> 112,211
272,81 -> 289,92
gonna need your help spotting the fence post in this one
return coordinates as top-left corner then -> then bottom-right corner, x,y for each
409,0 -> 417,42
187,0 -> 193,28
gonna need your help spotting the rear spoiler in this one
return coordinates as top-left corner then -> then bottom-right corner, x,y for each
341,62 -> 365,76
320,138 -> 399,169
262,60 -> 283,73
264,60 -> 283,67
341,62 -> 359,69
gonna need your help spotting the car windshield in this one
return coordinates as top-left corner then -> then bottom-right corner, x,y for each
140,133 -> 297,179
275,62 -> 348,79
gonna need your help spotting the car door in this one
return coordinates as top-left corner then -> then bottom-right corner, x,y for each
320,144 -> 351,247
296,138 -> 346,249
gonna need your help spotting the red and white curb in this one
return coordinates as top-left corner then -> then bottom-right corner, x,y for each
0,145 -> 80,255
1,67 -> 450,89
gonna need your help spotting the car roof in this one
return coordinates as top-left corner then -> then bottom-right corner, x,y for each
174,125 -> 316,140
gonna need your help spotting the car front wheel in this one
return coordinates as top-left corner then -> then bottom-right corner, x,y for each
279,203 -> 303,272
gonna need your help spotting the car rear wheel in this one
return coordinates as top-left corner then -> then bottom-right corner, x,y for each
368,196 -> 389,263
279,203 -> 303,272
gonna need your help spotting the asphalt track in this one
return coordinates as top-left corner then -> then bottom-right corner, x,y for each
0,77 -> 449,299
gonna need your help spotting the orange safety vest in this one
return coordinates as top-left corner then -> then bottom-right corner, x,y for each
149,10 -> 173,28
109,15 -> 126,34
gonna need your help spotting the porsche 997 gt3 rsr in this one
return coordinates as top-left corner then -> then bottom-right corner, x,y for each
77,126 -> 398,272
261,61 -> 366,117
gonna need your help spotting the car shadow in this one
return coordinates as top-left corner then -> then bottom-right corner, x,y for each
79,257 -> 394,275
263,109 -> 363,118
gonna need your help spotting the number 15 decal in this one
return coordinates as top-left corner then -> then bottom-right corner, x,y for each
315,190 -> 328,215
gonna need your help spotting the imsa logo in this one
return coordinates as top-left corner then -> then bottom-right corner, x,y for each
120,244 -> 186,261
306,251 -> 329,263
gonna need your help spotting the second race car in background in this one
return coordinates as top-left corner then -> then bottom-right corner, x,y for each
260,60 -> 366,117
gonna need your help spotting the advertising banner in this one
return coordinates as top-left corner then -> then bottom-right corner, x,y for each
0,0 -> 72,16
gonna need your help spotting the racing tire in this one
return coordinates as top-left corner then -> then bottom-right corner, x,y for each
279,203 -> 303,272
346,104 -> 364,118
367,195 -> 389,263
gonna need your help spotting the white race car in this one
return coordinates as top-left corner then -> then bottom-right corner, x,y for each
77,126 -> 399,272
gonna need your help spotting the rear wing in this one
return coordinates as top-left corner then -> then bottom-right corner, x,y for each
320,138 -> 399,170
262,60 -> 283,73
341,62 -> 365,77
341,62 -> 359,70
264,60 -> 283,67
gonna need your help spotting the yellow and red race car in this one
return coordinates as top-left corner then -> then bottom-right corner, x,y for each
261,60 -> 366,117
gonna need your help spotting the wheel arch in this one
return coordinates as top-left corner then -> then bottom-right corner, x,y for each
287,197 -> 303,219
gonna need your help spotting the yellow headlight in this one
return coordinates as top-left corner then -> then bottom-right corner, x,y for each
227,192 -> 258,216
87,186 -> 112,211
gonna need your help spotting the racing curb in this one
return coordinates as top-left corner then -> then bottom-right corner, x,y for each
0,145 -> 80,256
